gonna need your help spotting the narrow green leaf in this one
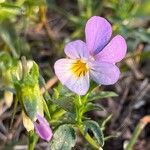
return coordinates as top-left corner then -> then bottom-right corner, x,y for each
84,120 -> 104,146
0,21 -> 19,58
44,92 -> 74,112
101,115 -> 112,129
88,91 -> 118,101
84,102 -> 105,113
50,124 -> 76,150
42,98 -> 51,120
0,22 -> 29,58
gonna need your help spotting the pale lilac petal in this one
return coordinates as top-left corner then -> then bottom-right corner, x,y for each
64,40 -> 89,59
85,16 -> 112,56
89,61 -> 120,85
95,35 -> 127,63
54,59 -> 90,95
34,114 -> 53,141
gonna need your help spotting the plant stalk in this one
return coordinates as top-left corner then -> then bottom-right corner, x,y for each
125,116 -> 150,150
28,131 -> 38,150
75,95 -> 102,150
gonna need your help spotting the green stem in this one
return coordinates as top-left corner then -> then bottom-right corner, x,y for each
125,116 -> 150,150
78,125 -> 100,150
10,96 -> 18,128
86,0 -> 92,17
75,95 -> 82,123
75,95 -> 101,149
28,131 -> 38,150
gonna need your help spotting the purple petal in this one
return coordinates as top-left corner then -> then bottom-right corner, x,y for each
64,40 -> 89,59
89,61 -> 120,85
95,35 -> 127,63
34,114 -> 53,141
54,59 -> 90,95
85,16 -> 112,56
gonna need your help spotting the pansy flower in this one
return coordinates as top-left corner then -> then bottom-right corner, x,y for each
54,16 -> 127,95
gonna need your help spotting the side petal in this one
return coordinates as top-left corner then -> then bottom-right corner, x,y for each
34,113 -> 53,141
85,16 -> 112,56
95,35 -> 127,63
54,59 -> 90,95
89,61 -> 120,85
64,40 -> 89,59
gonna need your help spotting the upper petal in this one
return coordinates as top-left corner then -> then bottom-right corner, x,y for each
95,35 -> 127,63
64,40 -> 89,59
89,61 -> 120,85
54,58 -> 90,95
85,16 -> 112,56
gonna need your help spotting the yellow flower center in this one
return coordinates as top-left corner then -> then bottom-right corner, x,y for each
71,59 -> 89,77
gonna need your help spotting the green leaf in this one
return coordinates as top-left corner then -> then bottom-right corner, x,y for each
30,62 -> 39,82
84,102 -> 105,113
23,95 -> 37,120
50,124 -> 76,150
88,91 -> 118,101
100,115 -> 112,130
44,92 -> 74,112
0,21 -> 19,58
0,2 -> 21,20
84,120 -> 104,146
0,52 -> 12,69
0,21 -> 30,58
42,98 -> 51,120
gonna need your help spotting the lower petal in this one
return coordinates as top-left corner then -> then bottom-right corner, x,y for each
89,61 -> 120,85
54,59 -> 90,95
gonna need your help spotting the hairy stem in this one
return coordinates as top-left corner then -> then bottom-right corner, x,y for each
75,95 -> 102,149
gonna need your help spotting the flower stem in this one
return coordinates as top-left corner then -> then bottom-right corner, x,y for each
125,116 -> 150,150
28,131 -> 38,150
75,95 -> 101,149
